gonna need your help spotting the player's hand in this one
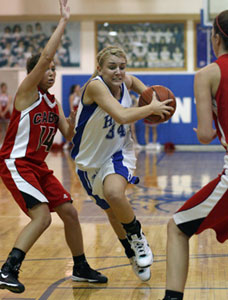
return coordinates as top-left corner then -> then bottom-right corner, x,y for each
67,110 -> 76,128
149,91 -> 174,119
59,0 -> 70,21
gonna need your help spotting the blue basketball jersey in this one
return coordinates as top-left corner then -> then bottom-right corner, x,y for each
71,76 -> 136,170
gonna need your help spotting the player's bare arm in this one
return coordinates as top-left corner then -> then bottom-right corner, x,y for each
125,74 -> 147,95
15,0 -> 70,112
85,79 -> 173,124
194,64 -> 219,144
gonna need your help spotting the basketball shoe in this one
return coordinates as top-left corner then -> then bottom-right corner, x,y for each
127,229 -> 153,268
0,263 -> 25,293
72,262 -> 108,283
129,256 -> 151,281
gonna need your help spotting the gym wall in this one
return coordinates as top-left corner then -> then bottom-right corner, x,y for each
1,0 -> 213,146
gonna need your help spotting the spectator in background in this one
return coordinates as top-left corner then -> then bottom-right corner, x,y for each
25,24 -> 34,38
0,43 -> 11,67
34,22 -> 44,39
69,84 -> 81,112
12,24 -> 24,45
160,45 -> 171,66
144,121 -> 161,151
56,41 -> 70,66
172,46 -> 184,67
132,45 -> 147,68
61,30 -> 72,67
0,82 -> 12,146
163,27 -> 173,44
24,24 -> 34,48
147,47 -> 159,68
2,26 -> 12,44
24,45 -> 35,61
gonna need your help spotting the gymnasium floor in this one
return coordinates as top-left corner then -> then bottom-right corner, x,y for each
0,148 -> 227,300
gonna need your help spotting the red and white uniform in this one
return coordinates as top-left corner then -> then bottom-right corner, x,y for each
173,54 -> 228,243
0,88 -> 71,214
0,93 -> 11,119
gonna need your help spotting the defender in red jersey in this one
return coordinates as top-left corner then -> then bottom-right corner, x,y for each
0,0 -> 107,294
163,10 -> 228,300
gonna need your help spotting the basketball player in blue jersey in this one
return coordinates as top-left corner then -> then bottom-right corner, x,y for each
71,45 -> 174,281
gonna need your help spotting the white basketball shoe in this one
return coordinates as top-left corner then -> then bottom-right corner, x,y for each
127,230 -> 153,268
129,256 -> 151,281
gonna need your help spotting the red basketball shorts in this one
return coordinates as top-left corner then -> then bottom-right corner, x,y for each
173,166 -> 228,243
0,158 -> 72,214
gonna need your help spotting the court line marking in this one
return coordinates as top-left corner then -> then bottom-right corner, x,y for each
1,254 -> 227,299
2,298 -> 35,300
1,253 -> 228,264
60,286 -> 228,290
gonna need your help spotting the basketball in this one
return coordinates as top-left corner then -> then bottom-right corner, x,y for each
138,85 -> 176,124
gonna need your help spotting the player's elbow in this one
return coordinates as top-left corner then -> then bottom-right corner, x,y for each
116,117 -> 126,124
112,114 -> 127,124
197,131 -> 214,144
112,108 -> 135,124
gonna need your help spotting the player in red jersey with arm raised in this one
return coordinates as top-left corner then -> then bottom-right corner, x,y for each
163,10 -> 228,300
0,0 -> 107,294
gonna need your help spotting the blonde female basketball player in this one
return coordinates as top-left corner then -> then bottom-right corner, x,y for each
71,45 -> 173,281
163,10 -> 228,300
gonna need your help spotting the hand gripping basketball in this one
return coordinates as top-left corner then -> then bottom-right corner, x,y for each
139,85 -> 176,124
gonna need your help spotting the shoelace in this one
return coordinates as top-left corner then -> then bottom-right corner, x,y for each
11,265 -> 22,279
132,239 -> 147,256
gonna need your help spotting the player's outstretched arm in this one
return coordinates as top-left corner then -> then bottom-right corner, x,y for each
16,0 -> 70,107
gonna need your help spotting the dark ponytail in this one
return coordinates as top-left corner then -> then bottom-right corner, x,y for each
213,10 -> 228,50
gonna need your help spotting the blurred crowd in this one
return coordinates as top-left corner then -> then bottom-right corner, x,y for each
0,23 -> 74,67
97,23 -> 185,68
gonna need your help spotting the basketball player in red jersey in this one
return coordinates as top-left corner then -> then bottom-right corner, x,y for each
163,10 -> 228,300
0,0 -> 107,294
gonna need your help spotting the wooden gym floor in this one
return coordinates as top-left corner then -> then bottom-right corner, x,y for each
0,148 -> 227,300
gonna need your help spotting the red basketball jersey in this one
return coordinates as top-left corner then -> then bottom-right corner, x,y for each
214,54 -> 228,151
0,88 -> 59,163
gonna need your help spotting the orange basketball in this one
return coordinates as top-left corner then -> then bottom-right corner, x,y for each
138,85 -> 176,124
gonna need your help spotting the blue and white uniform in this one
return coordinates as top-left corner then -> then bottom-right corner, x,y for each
71,76 -> 139,209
